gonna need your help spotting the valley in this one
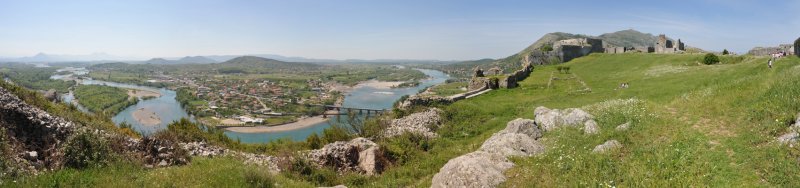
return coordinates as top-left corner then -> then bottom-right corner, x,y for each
2,1 -> 800,187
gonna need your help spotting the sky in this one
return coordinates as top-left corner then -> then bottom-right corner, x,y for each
0,0 -> 798,60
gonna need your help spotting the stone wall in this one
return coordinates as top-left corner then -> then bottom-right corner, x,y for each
655,34 -> 685,54
748,45 -> 793,56
557,38 -> 604,62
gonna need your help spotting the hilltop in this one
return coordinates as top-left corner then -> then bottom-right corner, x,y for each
440,29 -> 704,77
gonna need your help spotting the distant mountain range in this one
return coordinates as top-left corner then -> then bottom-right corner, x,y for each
0,53 -> 452,64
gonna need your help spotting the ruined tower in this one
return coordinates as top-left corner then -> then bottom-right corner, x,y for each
656,34 -> 668,53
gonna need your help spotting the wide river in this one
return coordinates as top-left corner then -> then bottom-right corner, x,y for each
55,68 -> 449,143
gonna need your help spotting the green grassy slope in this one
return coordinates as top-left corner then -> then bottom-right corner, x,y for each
372,53 -> 800,187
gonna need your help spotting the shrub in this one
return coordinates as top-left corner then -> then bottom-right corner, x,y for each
703,53 -> 720,65
306,133 -> 322,149
380,132 -> 431,164
722,49 -> 729,55
286,157 -> 339,186
244,168 -> 276,188
540,44 -> 554,52
63,130 -> 112,169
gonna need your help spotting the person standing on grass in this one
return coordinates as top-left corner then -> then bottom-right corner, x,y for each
769,58 -> 773,69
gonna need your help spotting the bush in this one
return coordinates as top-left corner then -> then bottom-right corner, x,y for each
722,49 -> 729,55
703,53 -> 720,65
244,168 -> 276,188
540,44 -> 554,52
306,133 -> 322,149
63,130 -> 112,169
285,157 -> 339,186
380,132 -> 431,164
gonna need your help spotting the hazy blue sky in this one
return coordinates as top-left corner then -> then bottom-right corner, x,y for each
0,0 -> 798,60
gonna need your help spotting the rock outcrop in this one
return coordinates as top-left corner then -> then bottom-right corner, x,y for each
534,106 -> 598,133
430,151 -> 514,188
592,140 -> 622,153
431,118 -> 544,188
383,108 -> 442,138
307,137 -> 384,175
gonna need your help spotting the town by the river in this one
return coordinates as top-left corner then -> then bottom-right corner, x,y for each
53,67 -> 449,143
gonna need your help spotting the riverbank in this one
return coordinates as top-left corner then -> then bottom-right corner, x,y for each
357,79 -> 405,89
224,112 -> 335,133
127,89 -> 161,99
132,108 -> 162,126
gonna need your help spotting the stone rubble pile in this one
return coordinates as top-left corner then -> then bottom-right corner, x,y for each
0,86 -> 77,175
307,137 -> 383,175
383,108 -> 443,138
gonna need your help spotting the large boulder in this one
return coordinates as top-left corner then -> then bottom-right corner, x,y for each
534,106 -> 565,131
307,137 -> 384,175
501,118 -> 542,139
534,106 -> 596,131
562,108 -> 594,125
384,108 -> 442,138
479,132 -> 544,157
430,151 -> 513,188
431,117 -> 547,187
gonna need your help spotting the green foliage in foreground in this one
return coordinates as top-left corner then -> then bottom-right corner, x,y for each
8,157 -> 313,187
63,130 -> 113,169
74,85 -> 138,116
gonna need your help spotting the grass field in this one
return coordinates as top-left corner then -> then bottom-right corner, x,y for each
10,53 -> 800,187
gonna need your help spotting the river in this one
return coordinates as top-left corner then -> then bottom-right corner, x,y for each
53,67 -> 449,143
225,69 -> 450,143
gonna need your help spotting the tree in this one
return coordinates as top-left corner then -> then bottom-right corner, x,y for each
722,49 -> 729,55
795,37 -> 800,57
703,53 -> 720,65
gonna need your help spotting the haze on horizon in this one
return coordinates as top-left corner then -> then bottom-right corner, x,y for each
1,0 -> 798,61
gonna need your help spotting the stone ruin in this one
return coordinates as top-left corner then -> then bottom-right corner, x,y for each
554,38 -> 605,62
603,34 -> 683,54
655,34 -> 685,53
468,56 -> 534,91
748,44 -> 794,56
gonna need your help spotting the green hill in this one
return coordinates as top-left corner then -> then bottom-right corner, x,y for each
390,53 -> 800,187
442,29 -> 698,77
214,56 -> 322,74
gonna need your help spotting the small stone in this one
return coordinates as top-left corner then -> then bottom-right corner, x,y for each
616,122 -> 631,131
593,140 -> 622,153
27,151 -> 38,158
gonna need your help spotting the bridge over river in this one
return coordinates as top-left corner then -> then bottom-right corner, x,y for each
316,105 -> 388,118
